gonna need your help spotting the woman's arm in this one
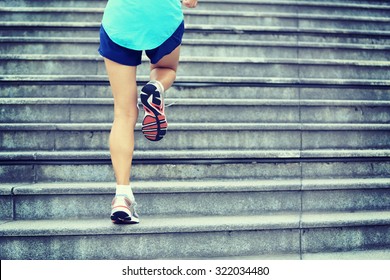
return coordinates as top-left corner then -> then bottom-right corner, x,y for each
183,0 -> 198,8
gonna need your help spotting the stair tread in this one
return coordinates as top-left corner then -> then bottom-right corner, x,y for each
3,53 -> 390,66
2,75 -> 389,87
3,177 -> 390,196
1,123 -> 390,130
184,249 -> 390,261
214,249 -> 390,260
2,37 -> 390,50
4,179 -> 302,195
1,210 -> 390,237
2,97 -> 390,106
202,248 -> 390,260
2,7 -> 389,23
0,213 -> 301,236
202,0 -> 390,10
1,149 -> 390,161
302,210 -> 390,228
2,21 -> 390,36
1,0 -> 389,10
303,248 -> 390,260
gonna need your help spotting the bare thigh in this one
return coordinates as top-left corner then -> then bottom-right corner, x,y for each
151,45 -> 181,72
150,46 -> 181,89
104,58 -> 138,118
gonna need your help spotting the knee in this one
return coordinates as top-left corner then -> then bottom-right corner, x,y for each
152,65 -> 178,74
170,67 -> 178,76
114,106 -> 139,124
165,64 -> 178,72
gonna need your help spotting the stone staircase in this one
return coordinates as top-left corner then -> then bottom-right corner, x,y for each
1,0 -> 390,260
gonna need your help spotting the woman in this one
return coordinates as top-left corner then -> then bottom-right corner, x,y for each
98,0 -> 198,224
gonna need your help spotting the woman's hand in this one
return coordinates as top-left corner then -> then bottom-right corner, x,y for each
183,0 -> 198,8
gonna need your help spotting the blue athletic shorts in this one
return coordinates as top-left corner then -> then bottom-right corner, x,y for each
98,21 -> 185,66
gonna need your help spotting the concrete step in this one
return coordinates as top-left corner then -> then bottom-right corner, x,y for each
2,37 -> 390,61
2,0 -> 389,7
0,9 -> 296,26
2,55 -> 390,80
1,179 -> 301,220
2,0 -> 389,18
199,248 -> 390,260
1,8 -> 389,30
0,213 -> 302,259
0,0 -> 106,7
1,149 -> 389,183
301,211 -> 390,255
2,76 -> 390,100
302,178 -> 390,212
1,210 -> 389,259
2,22 -> 390,46
1,178 -> 389,220
195,1 -> 390,18
5,8 -> 390,29
1,123 -> 389,151
302,248 -> 390,260
0,123 -> 299,151
2,98 -> 390,124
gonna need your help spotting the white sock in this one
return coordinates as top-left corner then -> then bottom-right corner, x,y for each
149,80 -> 165,94
115,184 -> 135,202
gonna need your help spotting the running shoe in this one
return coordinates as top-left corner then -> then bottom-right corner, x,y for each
140,83 -> 167,141
110,195 -> 139,224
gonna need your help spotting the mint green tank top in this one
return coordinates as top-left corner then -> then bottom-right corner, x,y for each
101,0 -> 184,50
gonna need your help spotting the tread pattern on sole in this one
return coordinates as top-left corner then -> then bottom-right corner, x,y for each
141,84 -> 167,142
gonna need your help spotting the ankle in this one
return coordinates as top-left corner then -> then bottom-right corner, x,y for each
115,184 -> 135,202
148,80 -> 165,94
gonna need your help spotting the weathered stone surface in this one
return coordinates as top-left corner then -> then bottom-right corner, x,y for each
1,0 -> 390,260
0,214 -> 300,259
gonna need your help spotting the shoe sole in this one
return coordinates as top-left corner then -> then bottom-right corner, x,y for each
111,211 -> 139,224
140,86 -> 167,141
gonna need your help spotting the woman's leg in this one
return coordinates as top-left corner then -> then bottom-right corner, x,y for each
104,58 -> 138,186
104,58 -> 140,224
